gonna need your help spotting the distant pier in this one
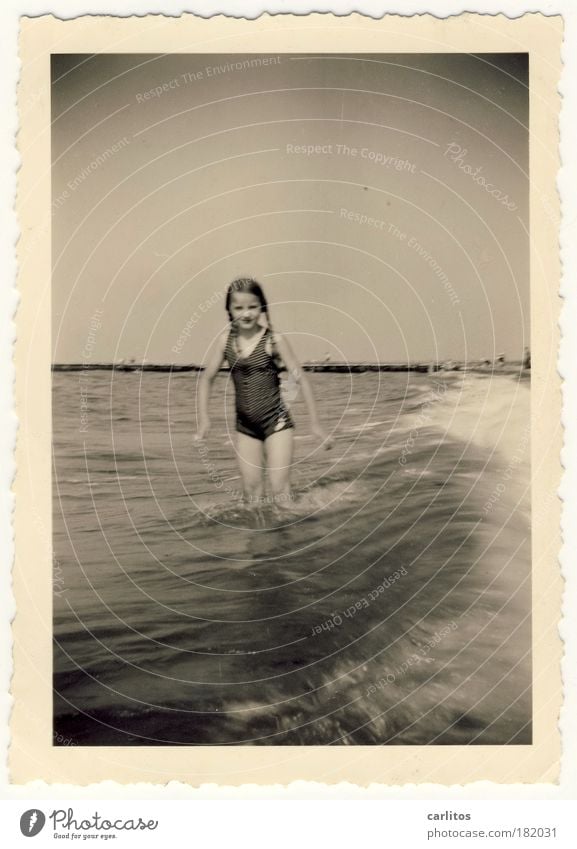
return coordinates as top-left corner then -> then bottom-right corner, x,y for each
52,361 -> 527,374
52,362 -> 436,374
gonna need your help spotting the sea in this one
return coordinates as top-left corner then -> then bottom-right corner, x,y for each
53,369 -> 531,746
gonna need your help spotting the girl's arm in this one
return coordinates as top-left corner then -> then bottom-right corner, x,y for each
274,333 -> 333,449
195,332 -> 227,441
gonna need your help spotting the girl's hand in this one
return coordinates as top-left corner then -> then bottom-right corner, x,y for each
312,423 -> 333,450
195,419 -> 211,442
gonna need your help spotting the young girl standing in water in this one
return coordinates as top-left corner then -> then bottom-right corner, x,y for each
195,278 -> 331,505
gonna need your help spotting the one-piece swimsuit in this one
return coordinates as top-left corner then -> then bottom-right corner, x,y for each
225,327 -> 294,441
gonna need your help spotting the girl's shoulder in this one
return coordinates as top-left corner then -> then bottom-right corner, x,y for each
265,330 -> 286,370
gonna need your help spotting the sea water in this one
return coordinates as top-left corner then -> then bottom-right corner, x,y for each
52,370 -> 531,745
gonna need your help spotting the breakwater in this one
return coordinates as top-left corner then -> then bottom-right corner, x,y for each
51,361 -> 527,375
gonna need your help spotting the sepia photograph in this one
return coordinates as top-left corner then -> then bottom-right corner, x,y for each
49,50 -> 533,748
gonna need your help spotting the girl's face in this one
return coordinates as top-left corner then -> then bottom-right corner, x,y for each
229,292 -> 263,331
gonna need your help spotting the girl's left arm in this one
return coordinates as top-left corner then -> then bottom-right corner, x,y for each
274,334 -> 333,449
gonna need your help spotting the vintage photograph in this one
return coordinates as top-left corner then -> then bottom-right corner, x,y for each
49,51 -> 532,747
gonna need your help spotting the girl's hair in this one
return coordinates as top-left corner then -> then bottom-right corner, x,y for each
225,277 -> 284,371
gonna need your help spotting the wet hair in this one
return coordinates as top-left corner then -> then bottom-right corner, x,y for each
225,277 -> 284,370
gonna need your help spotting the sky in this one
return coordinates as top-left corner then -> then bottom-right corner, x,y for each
51,52 -> 529,364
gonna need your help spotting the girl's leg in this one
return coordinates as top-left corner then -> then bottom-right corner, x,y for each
235,432 -> 265,503
264,428 -> 294,505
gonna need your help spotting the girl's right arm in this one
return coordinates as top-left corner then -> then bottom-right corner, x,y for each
195,332 -> 228,441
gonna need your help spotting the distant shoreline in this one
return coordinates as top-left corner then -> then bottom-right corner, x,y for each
52,362 -> 529,375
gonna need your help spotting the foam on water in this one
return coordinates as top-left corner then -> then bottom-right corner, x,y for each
52,371 -> 531,746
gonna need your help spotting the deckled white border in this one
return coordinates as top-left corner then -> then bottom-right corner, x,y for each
1,0 -> 575,801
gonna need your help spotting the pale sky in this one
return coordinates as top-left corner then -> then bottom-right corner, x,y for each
51,52 -> 529,364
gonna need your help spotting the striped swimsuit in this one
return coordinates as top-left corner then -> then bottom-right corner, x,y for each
225,327 -> 294,441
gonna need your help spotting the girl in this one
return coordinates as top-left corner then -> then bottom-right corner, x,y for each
195,277 -> 331,505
